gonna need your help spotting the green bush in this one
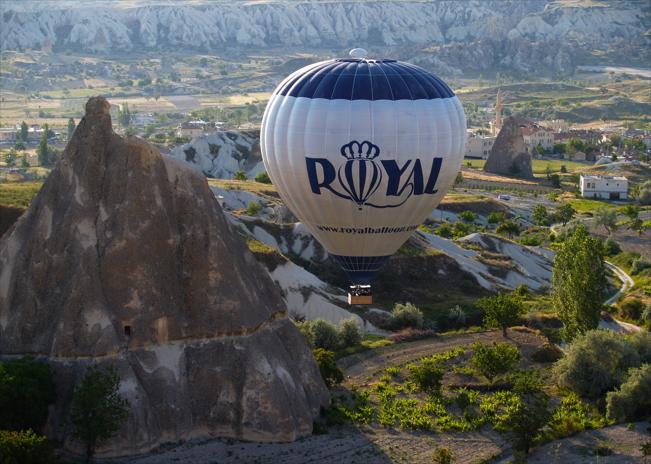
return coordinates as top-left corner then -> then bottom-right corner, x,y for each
246,201 -> 262,216
390,302 -> 424,330
631,257 -> 651,275
487,211 -> 505,224
0,357 -> 55,431
627,331 -> 651,363
233,170 -> 247,181
552,330 -> 640,399
433,447 -> 453,464
607,364 -> 651,422
0,429 -> 59,464
618,298 -> 645,320
310,319 -> 340,351
338,319 -> 362,348
434,222 -> 453,238
459,210 -> 477,223
546,392 -> 609,439
603,237 -> 621,256
471,342 -> 520,384
313,348 -> 343,388
407,359 -> 443,395
254,171 -> 272,184
531,343 -> 564,363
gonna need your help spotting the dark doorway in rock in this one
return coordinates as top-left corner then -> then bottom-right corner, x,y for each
124,325 -> 132,337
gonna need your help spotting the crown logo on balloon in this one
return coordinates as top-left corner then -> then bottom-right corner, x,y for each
340,140 -> 380,160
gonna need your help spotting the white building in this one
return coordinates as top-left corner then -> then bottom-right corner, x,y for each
465,131 -> 495,159
522,126 -> 555,152
580,175 -> 628,200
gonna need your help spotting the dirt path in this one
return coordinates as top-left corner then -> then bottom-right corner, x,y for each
509,421 -> 650,464
340,328 -> 545,384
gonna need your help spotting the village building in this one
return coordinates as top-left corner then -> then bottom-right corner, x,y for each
521,125 -> 554,152
465,131 -> 495,159
176,120 -> 207,138
580,174 -> 628,200
0,128 -> 17,144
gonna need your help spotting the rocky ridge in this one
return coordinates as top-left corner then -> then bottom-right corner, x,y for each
2,1 -> 649,74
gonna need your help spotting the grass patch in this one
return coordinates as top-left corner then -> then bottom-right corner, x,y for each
0,181 -> 43,208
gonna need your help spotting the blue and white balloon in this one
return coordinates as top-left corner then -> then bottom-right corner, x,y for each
261,50 -> 466,285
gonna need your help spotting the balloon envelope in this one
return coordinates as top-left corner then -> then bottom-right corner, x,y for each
261,57 -> 466,284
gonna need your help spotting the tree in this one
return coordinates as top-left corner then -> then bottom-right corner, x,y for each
67,117 -> 76,140
20,120 -> 28,142
312,348 -> 343,388
233,170 -> 247,181
390,302 -> 424,329
593,207 -> 618,235
496,220 -> 520,238
338,319 -> 362,348
70,365 -> 129,463
553,203 -> 575,226
21,154 -> 29,168
487,211 -> 505,225
551,225 -> 606,340
459,210 -> 477,223
5,148 -> 17,166
254,171 -> 272,184
550,173 -> 561,188
552,330 -> 640,399
0,357 -> 55,431
477,292 -> 526,337
531,204 -> 549,226
37,124 -> 49,166
310,319 -> 339,351
606,364 -> 651,422
471,342 -> 520,384
117,103 -> 131,128
502,390 -> 550,455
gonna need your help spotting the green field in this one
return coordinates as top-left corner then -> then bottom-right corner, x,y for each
464,158 -> 591,177
0,181 -> 43,208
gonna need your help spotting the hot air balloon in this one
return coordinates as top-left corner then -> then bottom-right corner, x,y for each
261,49 -> 466,304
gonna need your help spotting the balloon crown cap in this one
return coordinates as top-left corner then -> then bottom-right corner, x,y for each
340,140 -> 380,160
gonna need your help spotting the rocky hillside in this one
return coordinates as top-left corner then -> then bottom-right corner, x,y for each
171,130 -> 264,179
0,98 -> 328,458
2,1 -> 649,73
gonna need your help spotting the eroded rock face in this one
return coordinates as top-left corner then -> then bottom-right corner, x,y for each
484,117 -> 533,179
0,97 -> 328,458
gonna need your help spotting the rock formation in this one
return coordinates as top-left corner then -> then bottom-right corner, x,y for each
0,97 -> 329,458
172,129 -> 264,179
483,117 -> 533,178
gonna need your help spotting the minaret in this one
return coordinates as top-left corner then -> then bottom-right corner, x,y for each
494,89 -> 503,136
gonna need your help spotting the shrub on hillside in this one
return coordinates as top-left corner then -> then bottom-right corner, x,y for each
606,364 -> 651,422
313,348 -> 343,388
487,211 -> 505,225
246,201 -> 262,216
618,298 -> 645,320
459,210 -> 477,223
631,257 -> 651,275
603,237 -> 621,256
627,331 -> 651,363
233,170 -> 247,181
552,330 -> 641,399
310,319 -> 340,351
338,319 -> 362,348
408,359 -> 443,395
532,343 -> 564,363
0,429 -> 60,464
471,342 -> 521,384
434,222 -> 453,238
254,171 -> 272,184
390,302 -> 424,330
0,357 -> 55,432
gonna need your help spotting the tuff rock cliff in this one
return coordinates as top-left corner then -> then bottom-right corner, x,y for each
2,1 -> 649,74
484,116 -> 533,179
0,97 -> 329,458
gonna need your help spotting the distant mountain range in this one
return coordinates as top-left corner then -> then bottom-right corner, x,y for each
1,1 -> 649,74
